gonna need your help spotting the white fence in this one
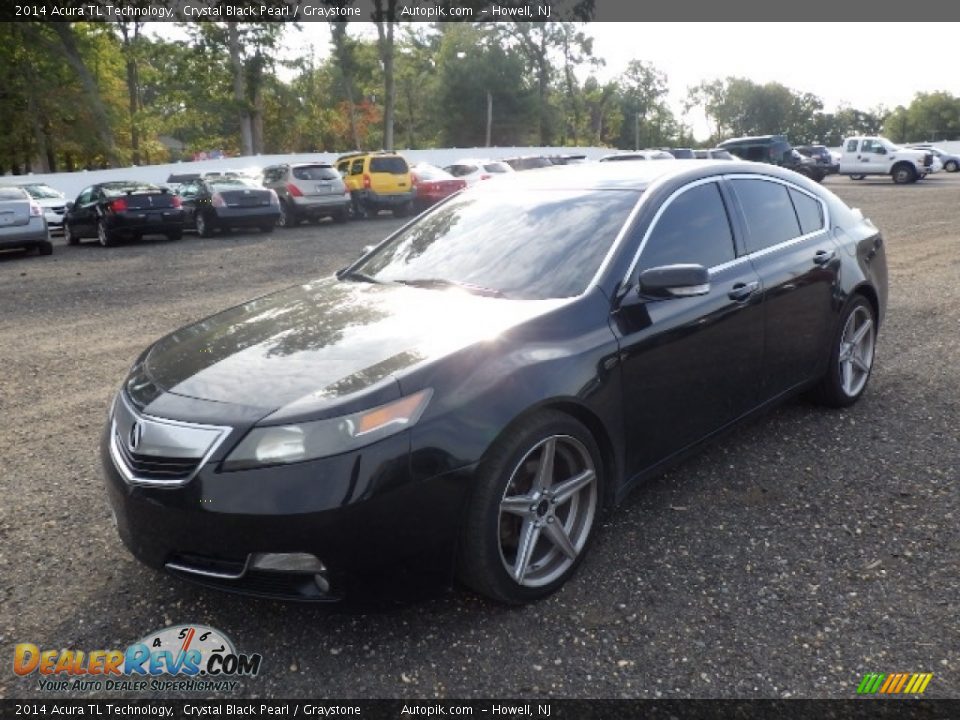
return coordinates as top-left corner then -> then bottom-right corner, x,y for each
0,147 -> 611,200
5,141 -> 960,200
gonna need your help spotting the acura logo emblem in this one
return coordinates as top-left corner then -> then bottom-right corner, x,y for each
128,422 -> 143,452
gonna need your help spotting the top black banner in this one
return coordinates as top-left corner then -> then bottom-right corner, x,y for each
2,0 -> 960,22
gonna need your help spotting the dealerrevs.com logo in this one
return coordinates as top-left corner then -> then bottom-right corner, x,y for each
14,624 -> 262,693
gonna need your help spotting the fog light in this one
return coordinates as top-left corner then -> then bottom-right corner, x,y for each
249,552 -> 325,574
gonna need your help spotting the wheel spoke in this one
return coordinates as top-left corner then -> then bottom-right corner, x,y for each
851,318 -> 873,346
501,494 -> 535,517
853,354 -> 871,373
513,519 -> 540,582
551,469 -> 595,505
543,520 -> 577,560
534,438 -> 556,492
841,358 -> 854,393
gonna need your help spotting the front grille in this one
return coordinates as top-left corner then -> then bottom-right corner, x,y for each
114,431 -> 200,481
50,206 -> 65,215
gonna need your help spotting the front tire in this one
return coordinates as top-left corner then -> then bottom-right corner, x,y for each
891,164 -> 917,184
457,411 -> 602,605
849,174 -> 865,181
166,229 -> 183,241
64,222 -> 79,245
811,296 -> 877,408
945,160 -> 958,173
392,202 -> 413,218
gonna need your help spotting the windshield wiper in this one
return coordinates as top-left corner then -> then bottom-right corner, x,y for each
393,278 -> 505,298
337,269 -> 381,284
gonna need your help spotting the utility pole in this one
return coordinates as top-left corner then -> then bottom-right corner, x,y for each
486,91 -> 493,147
634,112 -> 640,151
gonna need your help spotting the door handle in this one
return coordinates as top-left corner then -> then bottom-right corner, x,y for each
728,281 -> 759,301
813,249 -> 836,266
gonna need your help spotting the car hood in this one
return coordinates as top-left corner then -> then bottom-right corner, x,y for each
34,197 -> 66,208
143,277 -> 565,419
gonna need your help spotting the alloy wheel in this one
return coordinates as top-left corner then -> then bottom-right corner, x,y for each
498,435 -> 597,588
838,305 -> 875,397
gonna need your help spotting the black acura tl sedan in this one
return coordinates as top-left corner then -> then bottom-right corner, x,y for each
102,161 -> 887,604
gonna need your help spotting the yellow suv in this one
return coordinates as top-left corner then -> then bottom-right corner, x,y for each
335,152 -> 415,218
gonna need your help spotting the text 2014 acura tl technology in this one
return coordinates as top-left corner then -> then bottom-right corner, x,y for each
102,161 -> 887,604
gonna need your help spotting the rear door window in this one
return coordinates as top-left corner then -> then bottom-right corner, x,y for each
788,188 -> 825,235
293,166 -> 339,181
731,179 -> 802,252
350,160 -> 364,175
639,181 -> 736,270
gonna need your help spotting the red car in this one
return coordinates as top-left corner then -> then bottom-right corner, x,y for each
411,163 -> 466,211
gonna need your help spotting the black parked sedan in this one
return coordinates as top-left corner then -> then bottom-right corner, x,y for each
102,161 -> 887,604
64,181 -> 184,247
178,177 -> 280,237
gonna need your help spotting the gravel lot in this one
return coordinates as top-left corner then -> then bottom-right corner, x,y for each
2,174 -> 958,700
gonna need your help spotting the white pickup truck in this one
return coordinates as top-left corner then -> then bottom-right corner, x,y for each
840,136 -> 934,184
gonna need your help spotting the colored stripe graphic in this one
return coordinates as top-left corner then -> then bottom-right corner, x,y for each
858,672 -> 932,694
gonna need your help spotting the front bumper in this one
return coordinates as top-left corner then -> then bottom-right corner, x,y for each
43,210 -> 65,232
101,408 -> 471,600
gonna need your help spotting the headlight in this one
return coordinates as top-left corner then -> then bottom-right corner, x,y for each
222,389 -> 433,471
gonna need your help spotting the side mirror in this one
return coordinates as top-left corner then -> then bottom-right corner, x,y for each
638,264 -> 710,298
876,147 -> 887,155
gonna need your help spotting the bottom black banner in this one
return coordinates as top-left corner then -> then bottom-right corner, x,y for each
1,699 -> 959,720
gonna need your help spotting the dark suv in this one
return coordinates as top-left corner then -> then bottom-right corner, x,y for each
795,145 -> 839,175
717,135 -> 826,182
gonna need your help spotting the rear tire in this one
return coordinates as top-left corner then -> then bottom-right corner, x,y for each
37,240 -> 53,256
849,174 -> 865,181
392,202 -> 413,218
810,296 -> 877,408
457,411 -> 603,605
260,222 -> 275,233
195,212 -> 214,238
278,202 -> 297,228
97,219 -> 115,247
333,208 -> 349,223
166,229 -> 183,241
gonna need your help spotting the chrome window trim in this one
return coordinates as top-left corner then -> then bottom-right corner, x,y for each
619,176 -> 727,288
725,173 -> 831,260
109,392 -> 232,488
619,173 -> 832,288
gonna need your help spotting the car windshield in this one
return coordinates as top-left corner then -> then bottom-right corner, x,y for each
370,157 -> 408,174
0,188 -> 28,201
483,163 -> 510,173
21,184 -> 62,199
210,178 -> 260,191
293,165 -> 339,181
353,188 -> 640,300
101,183 -> 160,197
414,165 -> 453,181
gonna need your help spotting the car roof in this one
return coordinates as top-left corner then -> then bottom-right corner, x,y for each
465,159 -> 793,192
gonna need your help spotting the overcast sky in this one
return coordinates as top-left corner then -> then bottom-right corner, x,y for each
153,22 -> 958,140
